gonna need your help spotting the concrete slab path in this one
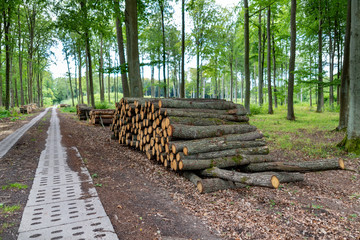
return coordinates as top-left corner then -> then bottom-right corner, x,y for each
17,107 -> 118,240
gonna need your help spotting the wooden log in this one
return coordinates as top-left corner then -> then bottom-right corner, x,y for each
89,109 -> 115,115
200,167 -> 279,189
241,158 -> 345,173
183,172 -> 202,186
170,131 -> 264,154
159,99 -> 238,110
166,116 -> 249,126
168,124 -> 257,140
180,147 -> 269,159
161,109 -> 248,121
268,172 -> 305,183
178,155 -> 275,171
197,178 -> 246,194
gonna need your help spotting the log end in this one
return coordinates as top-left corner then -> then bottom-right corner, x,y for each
197,181 -> 204,194
178,160 -> 183,170
183,147 -> 188,156
339,159 -> 345,170
271,176 -> 280,189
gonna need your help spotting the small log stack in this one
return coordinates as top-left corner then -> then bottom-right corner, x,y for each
110,98 -> 346,193
59,104 -> 70,108
89,109 -> 115,126
20,103 -> 38,114
76,104 -> 92,120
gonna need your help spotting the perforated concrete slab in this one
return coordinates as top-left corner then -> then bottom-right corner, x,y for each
18,107 -> 118,239
18,197 -> 108,232
26,183 -> 98,206
0,108 -> 49,158
17,216 -> 118,240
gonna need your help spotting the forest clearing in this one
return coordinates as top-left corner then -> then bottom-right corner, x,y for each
1,0 -> 360,239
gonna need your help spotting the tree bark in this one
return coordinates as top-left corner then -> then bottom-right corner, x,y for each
272,23 -> 277,108
344,0 -> 360,153
159,0 -> 167,97
200,167 -> 279,189
159,98 -> 239,110
316,1 -> 324,113
267,6 -> 273,114
85,47 -> 90,105
114,0 -> 130,97
65,50 -> 75,107
99,37 -> 105,102
338,0 -> 351,130
0,19 -> 2,107
287,0 -> 296,120
244,0 -> 250,113
179,155 -> 274,171
258,10 -> 263,106
241,158 -> 344,173
166,116 -> 248,126
4,7 -> 11,110
178,147 -> 269,160
168,124 -> 258,140
180,0 -> 185,98
78,45 -> 83,104
197,178 -> 245,194
125,0 -> 143,97
18,6 -> 24,106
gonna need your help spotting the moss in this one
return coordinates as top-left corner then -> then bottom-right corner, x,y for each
240,177 -> 248,183
345,137 -> 360,155
231,155 -> 243,164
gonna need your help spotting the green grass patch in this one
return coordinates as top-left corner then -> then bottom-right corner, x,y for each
59,106 -> 77,113
0,204 -> 21,214
2,183 -> 28,190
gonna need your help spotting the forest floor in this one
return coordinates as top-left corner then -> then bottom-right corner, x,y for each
1,106 -> 360,239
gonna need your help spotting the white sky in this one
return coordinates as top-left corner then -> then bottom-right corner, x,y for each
48,0 -> 240,79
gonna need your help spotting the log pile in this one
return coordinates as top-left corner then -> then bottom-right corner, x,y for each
20,103 -> 37,114
110,98 -> 346,193
76,104 -> 92,120
59,104 -> 70,108
89,109 -> 115,126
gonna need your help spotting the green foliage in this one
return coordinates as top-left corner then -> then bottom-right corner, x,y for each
2,183 -> 28,190
95,102 -> 112,109
249,104 -> 267,115
60,106 -> 77,113
0,108 -> 11,118
0,204 -> 21,214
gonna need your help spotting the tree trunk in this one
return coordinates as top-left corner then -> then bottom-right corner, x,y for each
242,158 -> 344,173
258,10 -> 263,106
166,116 -> 248,126
180,0 -> 185,98
329,28 -> 334,108
0,21 -> 2,107
272,23 -> 277,108
151,65 -> 155,97
168,124 -> 258,140
78,46 -> 83,104
159,1 -> 167,97
85,48 -> 90,105
4,7 -> 11,110
159,98 -> 239,110
200,167 -> 279,189
99,37 -> 105,102
287,0 -> 296,120
125,0 -> 143,97
65,50 -> 75,107
179,155 -> 274,171
244,0 -> 250,113
114,0 -> 130,97
338,0 -> 351,130
180,147 -> 269,160
18,6 -> 24,106
230,56 -> 233,102
267,6 -> 273,114
162,109 -> 248,122
316,1 -> 324,113
344,0 -> 360,153
108,56 -> 111,103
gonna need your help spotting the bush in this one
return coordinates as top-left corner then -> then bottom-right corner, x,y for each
0,108 -> 11,118
60,106 -> 77,113
95,102 -> 111,109
249,104 -> 266,115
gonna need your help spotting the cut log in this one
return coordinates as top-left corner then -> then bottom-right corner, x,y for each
166,116 -> 249,126
168,124 -> 257,139
171,131 -> 264,154
241,159 -> 345,173
180,147 -> 269,159
159,99 -> 238,110
179,155 -> 275,171
267,172 -> 305,183
161,109 -> 248,121
183,172 -> 202,186
197,178 -> 245,194
200,167 -> 279,189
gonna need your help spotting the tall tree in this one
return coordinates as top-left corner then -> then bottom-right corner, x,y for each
267,6 -> 273,114
125,0 -> 143,97
316,0 -> 324,113
258,10 -> 263,106
114,0 -> 130,97
244,0 -> 250,113
342,0 -> 360,153
159,0 -> 167,97
180,0 -> 185,98
3,1 -> 12,110
287,0 -> 296,120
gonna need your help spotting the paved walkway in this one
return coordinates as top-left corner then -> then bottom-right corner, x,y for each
17,107 -> 118,239
0,108 -> 50,159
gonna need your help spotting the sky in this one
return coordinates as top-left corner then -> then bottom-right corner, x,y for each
48,0 -> 240,79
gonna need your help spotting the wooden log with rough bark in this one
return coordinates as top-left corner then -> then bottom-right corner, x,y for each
159,98 -> 240,110
200,167 -> 280,189
168,124 -> 257,140
178,155 -> 275,171
161,109 -> 248,121
179,147 -> 270,159
268,172 -> 305,183
197,178 -> 246,194
171,131 -> 264,154
165,116 -> 249,126
241,158 -> 345,173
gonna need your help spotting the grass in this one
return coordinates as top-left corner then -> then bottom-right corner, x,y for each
2,183 -> 28,190
0,107 -> 27,121
0,204 -> 21,214
250,104 -> 345,159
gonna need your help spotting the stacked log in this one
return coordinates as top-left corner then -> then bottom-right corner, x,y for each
110,98 -> 345,193
89,109 -> 115,126
59,104 -> 70,108
20,103 -> 38,114
76,104 -> 92,120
